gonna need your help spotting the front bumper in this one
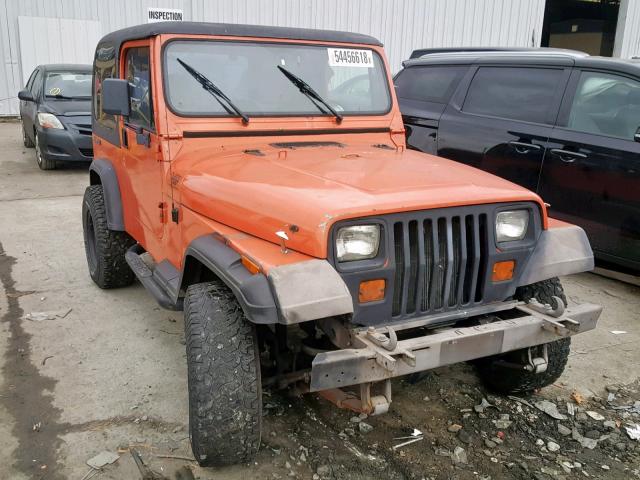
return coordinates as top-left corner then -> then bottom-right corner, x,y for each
38,125 -> 92,162
309,301 -> 602,391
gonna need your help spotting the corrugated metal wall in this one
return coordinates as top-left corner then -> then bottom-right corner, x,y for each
18,16 -> 103,84
191,0 -> 547,73
5,0 -> 629,117
615,0 -> 640,58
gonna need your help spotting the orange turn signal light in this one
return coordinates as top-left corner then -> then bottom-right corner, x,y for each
492,260 -> 515,282
241,255 -> 261,275
359,279 -> 386,303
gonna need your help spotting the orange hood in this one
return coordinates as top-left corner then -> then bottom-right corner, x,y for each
175,141 -> 545,258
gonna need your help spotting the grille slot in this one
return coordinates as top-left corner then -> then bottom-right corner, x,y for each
392,213 -> 488,317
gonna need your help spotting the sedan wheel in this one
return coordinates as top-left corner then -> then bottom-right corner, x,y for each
34,132 -> 56,170
22,123 -> 34,148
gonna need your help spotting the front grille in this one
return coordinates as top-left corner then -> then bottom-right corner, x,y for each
79,147 -> 93,157
392,213 -> 488,317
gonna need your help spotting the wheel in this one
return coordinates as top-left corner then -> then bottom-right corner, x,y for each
22,122 -> 34,147
82,185 -> 135,288
35,131 -> 56,170
475,278 -> 571,394
184,282 -> 262,466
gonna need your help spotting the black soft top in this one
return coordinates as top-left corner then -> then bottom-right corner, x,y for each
98,21 -> 383,51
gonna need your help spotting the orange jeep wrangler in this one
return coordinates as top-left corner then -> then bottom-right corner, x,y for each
83,22 -> 602,466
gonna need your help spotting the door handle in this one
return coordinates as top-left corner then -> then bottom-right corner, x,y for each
550,149 -> 587,163
509,141 -> 541,154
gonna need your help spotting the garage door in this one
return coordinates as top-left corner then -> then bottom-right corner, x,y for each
18,16 -> 102,85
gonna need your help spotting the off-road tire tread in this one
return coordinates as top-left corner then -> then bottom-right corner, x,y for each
476,278 -> 571,394
514,277 -> 568,310
184,282 -> 261,467
83,185 -> 135,288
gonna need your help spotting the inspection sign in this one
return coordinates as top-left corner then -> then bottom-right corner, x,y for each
147,7 -> 184,23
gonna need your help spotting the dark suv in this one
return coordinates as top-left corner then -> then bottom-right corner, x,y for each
395,49 -> 640,273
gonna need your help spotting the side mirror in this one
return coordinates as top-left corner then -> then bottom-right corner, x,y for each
102,78 -> 130,116
635,127 -> 640,143
18,89 -> 34,102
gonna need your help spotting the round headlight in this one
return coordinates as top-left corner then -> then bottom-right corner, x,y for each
336,225 -> 380,262
496,210 -> 529,242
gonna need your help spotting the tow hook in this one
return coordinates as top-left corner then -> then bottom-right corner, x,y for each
366,326 -> 398,351
526,296 -> 566,317
365,326 -> 416,370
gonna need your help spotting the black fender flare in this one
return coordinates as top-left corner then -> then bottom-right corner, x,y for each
180,235 -> 279,324
89,158 -> 125,231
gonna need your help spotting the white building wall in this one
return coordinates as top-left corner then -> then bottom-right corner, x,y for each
0,0 -> 546,116
614,0 -> 640,58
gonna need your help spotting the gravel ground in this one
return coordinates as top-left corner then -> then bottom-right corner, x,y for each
0,120 -> 638,480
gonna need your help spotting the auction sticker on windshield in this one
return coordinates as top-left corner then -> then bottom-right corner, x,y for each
328,48 -> 374,68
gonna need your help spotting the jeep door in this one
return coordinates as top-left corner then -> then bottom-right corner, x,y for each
437,62 -> 571,192
120,42 -> 164,241
539,69 -> 640,271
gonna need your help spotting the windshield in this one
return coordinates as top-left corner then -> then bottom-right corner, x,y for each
164,40 -> 391,117
44,71 -> 92,99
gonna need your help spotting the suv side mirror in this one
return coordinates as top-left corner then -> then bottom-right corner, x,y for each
102,78 -> 130,116
18,89 -> 34,102
635,127 -> 640,143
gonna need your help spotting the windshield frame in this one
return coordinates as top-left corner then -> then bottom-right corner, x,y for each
43,70 -> 92,100
161,38 -> 393,119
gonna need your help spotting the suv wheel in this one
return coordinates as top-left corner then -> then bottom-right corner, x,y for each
22,123 -> 34,148
184,282 -> 262,466
35,131 -> 56,170
82,185 -> 135,288
475,277 -> 571,394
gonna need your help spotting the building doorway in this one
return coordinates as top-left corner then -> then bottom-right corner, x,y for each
541,0 -> 620,56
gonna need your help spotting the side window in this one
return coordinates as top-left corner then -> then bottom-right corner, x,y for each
395,66 -> 466,103
567,71 -> 640,140
25,69 -> 37,91
463,67 -> 564,124
30,70 -> 43,96
125,47 -> 154,130
94,43 -> 117,130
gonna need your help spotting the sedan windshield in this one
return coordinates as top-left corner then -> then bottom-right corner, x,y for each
164,40 -> 391,117
44,72 -> 92,99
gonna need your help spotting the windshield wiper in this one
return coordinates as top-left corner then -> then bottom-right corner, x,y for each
45,94 -> 74,100
177,58 -> 249,125
277,65 -> 343,124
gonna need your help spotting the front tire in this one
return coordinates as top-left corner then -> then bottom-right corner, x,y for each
22,123 -> 34,147
82,185 -> 135,288
475,278 -> 571,394
35,131 -> 56,170
184,282 -> 262,467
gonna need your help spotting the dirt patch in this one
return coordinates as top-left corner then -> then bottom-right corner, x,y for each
0,243 -> 67,479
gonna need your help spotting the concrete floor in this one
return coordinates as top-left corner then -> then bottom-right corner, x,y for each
0,121 -> 638,479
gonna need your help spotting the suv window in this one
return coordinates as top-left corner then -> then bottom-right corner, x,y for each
125,47 -> 154,130
567,71 -> 640,140
395,66 -> 466,103
463,67 -> 564,124
93,43 -> 117,130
